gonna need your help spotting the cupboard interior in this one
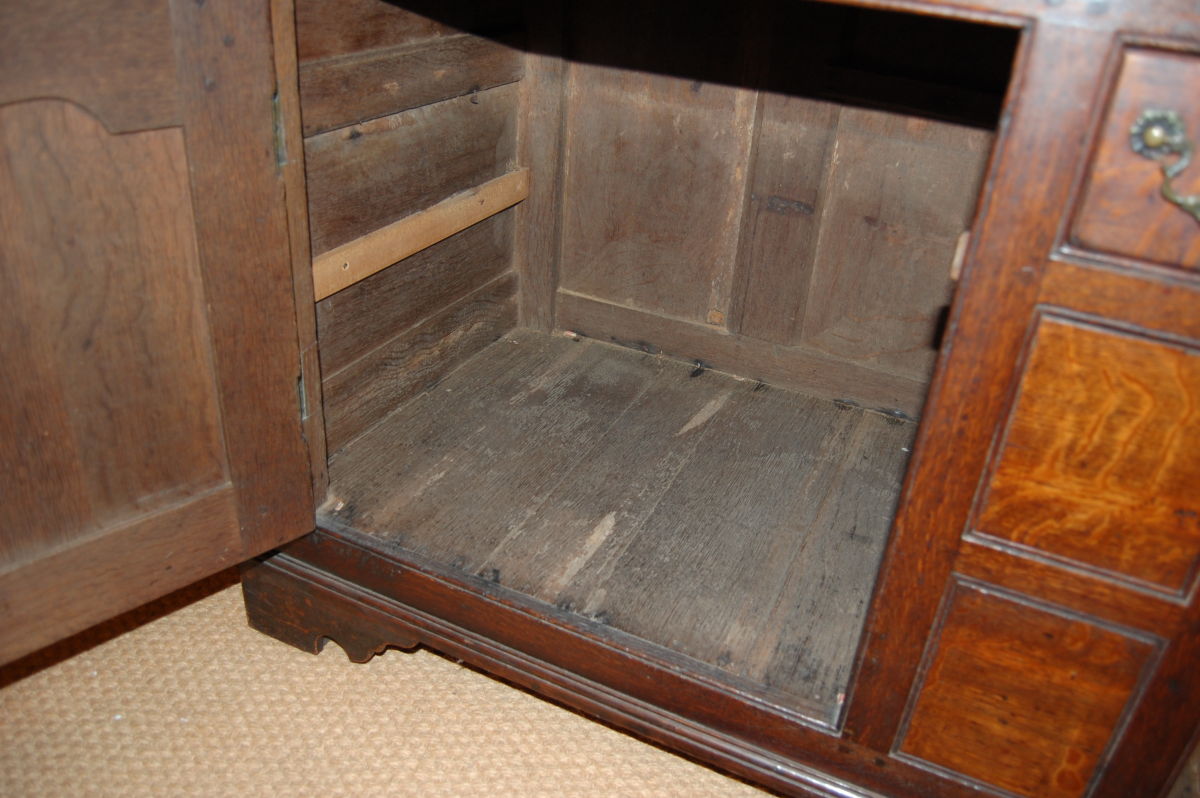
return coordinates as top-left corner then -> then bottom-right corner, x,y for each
297,0 -> 1018,725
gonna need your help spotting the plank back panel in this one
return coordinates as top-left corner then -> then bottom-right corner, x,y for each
974,315 -> 1200,594
798,108 -> 992,381
304,84 -> 519,256
0,101 -> 227,564
899,582 -> 1158,798
558,65 -> 755,326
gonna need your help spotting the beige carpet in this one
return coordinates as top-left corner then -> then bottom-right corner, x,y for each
0,570 -> 771,798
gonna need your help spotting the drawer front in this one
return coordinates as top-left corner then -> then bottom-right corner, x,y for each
897,581 -> 1160,798
971,314 -> 1200,596
1072,48 -> 1200,271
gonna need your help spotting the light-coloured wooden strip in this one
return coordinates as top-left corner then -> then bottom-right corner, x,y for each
313,169 -> 529,301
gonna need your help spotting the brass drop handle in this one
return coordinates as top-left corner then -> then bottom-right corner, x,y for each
1130,109 -> 1200,224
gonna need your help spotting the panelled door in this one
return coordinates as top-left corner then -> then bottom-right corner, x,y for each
0,0 -> 313,665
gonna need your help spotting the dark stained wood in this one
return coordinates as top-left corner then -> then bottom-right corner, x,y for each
271,0 -> 328,505
324,332 -> 914,722
845,24 -> 1116,753
304,84 -> 519,255
251,531 -> 996,798
898,582 -> 1158,798
513,3 -> 567,333
1041,259 -> 1200,343
557,291 -> 929,418
954,541 -> 1185,638
557,65 -> 756,326
975,316 -> 1200,594
1166,738 -> 1200,798
0,488 -> 240,665
730,96 -> 840,343
169,0 -> 314,553
1072,48 -> 1200,271
0,0 -> 180,133
321,273 -> 518,455
0,102 -> 227,536
299,34 -> 524,137
242,555 -> 418,660
316,212 -> 514,376
799,107 -> 992,381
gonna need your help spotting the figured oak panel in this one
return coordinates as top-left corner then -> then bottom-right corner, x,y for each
1073,49 -> 1200,271
975,316 -> 1200,594
900,583 -> 1157,798
0,101 -> 227,564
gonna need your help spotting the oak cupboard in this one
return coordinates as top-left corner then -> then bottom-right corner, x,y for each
3,1 -> 1200,796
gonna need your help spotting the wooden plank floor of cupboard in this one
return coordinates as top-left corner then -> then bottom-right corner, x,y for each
323,330 -> 915,722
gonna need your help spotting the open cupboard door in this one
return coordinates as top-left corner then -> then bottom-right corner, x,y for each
0,0 -> 313,665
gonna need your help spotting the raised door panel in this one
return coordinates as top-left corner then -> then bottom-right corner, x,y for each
0,0 -> 313,665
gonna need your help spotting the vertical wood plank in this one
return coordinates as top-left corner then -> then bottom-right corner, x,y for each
514,0 -> 567,332
170,0 -> 314,555
729,97 -> 841,342
270,0 -> 328,505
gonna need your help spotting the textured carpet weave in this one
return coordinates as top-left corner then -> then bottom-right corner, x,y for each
0,572 -> 768,798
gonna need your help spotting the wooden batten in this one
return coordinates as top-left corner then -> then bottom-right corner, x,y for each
312,168 -> 529,301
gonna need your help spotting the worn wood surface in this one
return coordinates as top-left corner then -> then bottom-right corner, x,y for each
558,291 -> 929,418
0,0 -> 180,133
899,582 -> 1157,798
321,273 -> 517,456
312,168 -> 528,300
304,84 -> 519,256
0,101 -> 226,564
299,34 -> 525,137
974,316 -> 1200,594
1072,48 -> 1200,270
513,2 -> 567,333
170,0 -> 313,554
270,0 -> 328,505
729,96 -> 839,343
845,25 -> 1116,754
317,211 -> 515,377
798,108 -> 991,381
323,332 -> 914,720
558,65 -> 756,327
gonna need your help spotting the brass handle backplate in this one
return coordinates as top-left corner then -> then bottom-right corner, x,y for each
1130,109 -> 1200,224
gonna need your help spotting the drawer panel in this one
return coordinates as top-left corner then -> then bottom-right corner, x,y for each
972,314 -> 1200,595
898,582 -> 1159,798
1072,48 -> 1200,271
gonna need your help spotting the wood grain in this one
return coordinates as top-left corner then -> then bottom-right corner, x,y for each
846,25 -> 1115,753
312,168 -> 527,300
270,0 -> 328,505
0,487 -> 240,666
975,316 -> 1200,594
324,332 -> 915,721
799,107 -> 992,381
1072,48 -> 1200,270
299,33 -> 524,137
321,273 -> 517,455
304,83 -> 519,256
558,64 -> 756,326
294,0 -> 524,64
0,0 -> 180,133
170,0 -> 314,554
317,211 -> 514,377
899,582 -> 1157,798
0,101 -> 227,560
557,291 -> 929,418
513,3 -> 567,332
730,96 -> 840,343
